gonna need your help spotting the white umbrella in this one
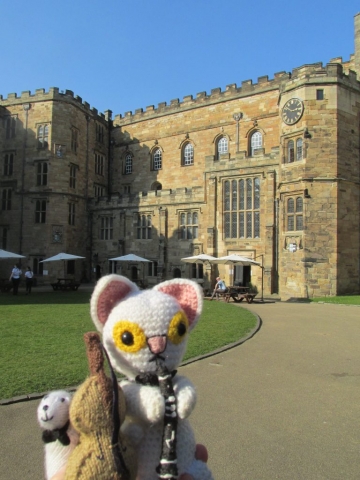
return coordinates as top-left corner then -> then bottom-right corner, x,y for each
40,253 -> 85,277
0,249 -> 26,259
109,254 -> 151,262
180,254 -> 217,264
210,254 -> 260,266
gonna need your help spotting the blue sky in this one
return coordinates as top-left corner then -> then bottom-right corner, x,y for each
2,1 -> 360,117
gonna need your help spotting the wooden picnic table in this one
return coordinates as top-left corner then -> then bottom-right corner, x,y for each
225,286 -> 257,304
51,278 -> 81,291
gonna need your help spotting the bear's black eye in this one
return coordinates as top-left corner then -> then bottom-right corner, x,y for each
177,322 -> 187,337
61,398 -> 65,402
121,331 -> 134,346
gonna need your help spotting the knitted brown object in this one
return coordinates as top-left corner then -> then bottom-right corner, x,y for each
64,332 -> 136,480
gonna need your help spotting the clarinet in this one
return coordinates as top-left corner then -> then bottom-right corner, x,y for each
155,364 -> 178,480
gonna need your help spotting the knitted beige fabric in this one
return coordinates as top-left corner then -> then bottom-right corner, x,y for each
65,332 -> 136,480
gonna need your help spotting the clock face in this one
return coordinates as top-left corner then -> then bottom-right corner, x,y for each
282,98 -> 304,125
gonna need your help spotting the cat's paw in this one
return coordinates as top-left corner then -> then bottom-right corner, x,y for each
174,377 -> 197,419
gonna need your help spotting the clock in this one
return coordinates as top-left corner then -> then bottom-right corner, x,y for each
282,98 -> 304,125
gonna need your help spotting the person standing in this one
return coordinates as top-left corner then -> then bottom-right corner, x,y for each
211,276 -> 227,300
25,266 -> 34,294
9,264 -> 22,295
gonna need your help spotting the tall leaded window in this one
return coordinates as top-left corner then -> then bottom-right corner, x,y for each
288,140 -> 295,163
224,178 -> 260,239
137,214 -> 152,239
183,143 -> 194,166
148,261 -> 158,277
250,131 -> 262,156
71,128 -> 78,153
6,117 -> 16,139
37,124 -> 49,149
217,137 -> 228,159
33,258 -> 44,275
95,153 -> 104,175
153,149 -> 162,170
125,154 -> 132,174
180,212 -> 198,240
69,165 -> 76,188
37,162 -> 48,186
100,217 -> 113,240
68,203 -> 75,225
191,263 -> 203,279
2,189 -> 12,210
296,138 -> 303,161
35,200 -> 46,223
96,124 -> 104,143
4,153 -> 14,175
286,196 -> 303,231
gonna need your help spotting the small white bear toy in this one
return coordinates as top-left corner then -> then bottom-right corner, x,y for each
37,390 -> 78,480
90,274 -> 214,480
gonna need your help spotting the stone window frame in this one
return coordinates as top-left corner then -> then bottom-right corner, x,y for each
69,164 -> 78,189
71,127 -> 79,153
1,188 -> 12,211
281,130 -> 306,164
124,152 -> 133,175
32,257 -> 44,275
249,131 -> 263,156
68,202 -> 76,226
100,216 -> 113,240
147,261 -> 158,277
223,176 -> 261,239
152,147 -> 163,171
36,161 -> 48,186
95,152 -> 105,176
285,195 -> 304,232
37,123 -> 50,149
4,115 -> 17,139
181,142 -> 194,166
179,210 -> 199,240
94,183 -> 106,198
96,123 -> 105,144
3,152 -> 14,176
35,199 -> 47,224
136,213 -> 152,240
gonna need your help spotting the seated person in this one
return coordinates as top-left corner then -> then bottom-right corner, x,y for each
211,276 -> 227,299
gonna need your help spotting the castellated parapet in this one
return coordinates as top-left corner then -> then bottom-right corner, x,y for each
0,87 -> 108,122
113,61 -> 358,126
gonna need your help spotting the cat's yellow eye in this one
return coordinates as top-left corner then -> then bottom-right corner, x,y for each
168,311 -> 189,345
113,321 -> 147,353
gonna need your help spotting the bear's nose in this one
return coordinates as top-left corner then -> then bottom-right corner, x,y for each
147,335 -> 167,354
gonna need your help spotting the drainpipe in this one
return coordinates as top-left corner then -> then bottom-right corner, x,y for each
19,103 -> 30,256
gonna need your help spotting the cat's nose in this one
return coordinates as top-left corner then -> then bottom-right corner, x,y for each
147,335 -> 167,354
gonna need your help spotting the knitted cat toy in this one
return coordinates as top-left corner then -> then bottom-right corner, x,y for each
90,274 -> 214,480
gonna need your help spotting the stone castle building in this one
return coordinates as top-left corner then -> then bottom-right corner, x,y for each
1,14 -> 360,299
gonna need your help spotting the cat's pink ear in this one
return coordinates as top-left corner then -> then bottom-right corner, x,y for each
154,279 -> 203,329
90,275 -> 139,332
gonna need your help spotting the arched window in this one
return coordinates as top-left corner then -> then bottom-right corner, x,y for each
250,131 -> 262,156
217,137 -> 228,159
296,138 -> 303,161
125,154 -> 132,174
153,148 -> 162,170
182,143 -> 194,166
151,181 -> 162,191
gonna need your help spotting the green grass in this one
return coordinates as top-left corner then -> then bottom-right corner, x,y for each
310,295 -> 360,305
0,292 -> 257,399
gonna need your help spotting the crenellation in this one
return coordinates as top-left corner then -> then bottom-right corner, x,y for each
135,108 -> 143,114
196,91 -> 207,99
226,84 -> 237,90
75,95 -> 82,103
258,75 -> 269,84
35,88 -> 45,95
84,101 -> 90,109
170,99 -> 180,106
158,102 -> 167,109
8,93 -> 18,99
211,87 -> 221,95
146,105 -> 155,111
21,91 -> 31,97
183,95 -> 193,102
91,107 -> 98,115
65,89 -> 74,97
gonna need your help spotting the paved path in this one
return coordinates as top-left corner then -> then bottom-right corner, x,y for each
1,302 -> 360,479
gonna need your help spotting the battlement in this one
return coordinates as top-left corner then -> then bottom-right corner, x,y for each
0,87 -> 107,120
113,61 -> 358,126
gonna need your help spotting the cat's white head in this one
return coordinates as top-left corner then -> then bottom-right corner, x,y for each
90,275 -> 203,379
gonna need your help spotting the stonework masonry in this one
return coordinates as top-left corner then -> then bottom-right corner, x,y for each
1,15 -> 360,299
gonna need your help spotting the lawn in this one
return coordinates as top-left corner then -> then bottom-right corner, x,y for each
311,295 -> 360,305
0,292 -> 257,399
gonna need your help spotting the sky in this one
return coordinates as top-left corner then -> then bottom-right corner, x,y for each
2,0 -> 360,117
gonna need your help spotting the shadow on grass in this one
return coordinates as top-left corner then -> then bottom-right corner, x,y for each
0,290 -> 92,305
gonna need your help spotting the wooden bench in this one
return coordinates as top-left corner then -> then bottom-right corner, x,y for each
232,293 -> 257,304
